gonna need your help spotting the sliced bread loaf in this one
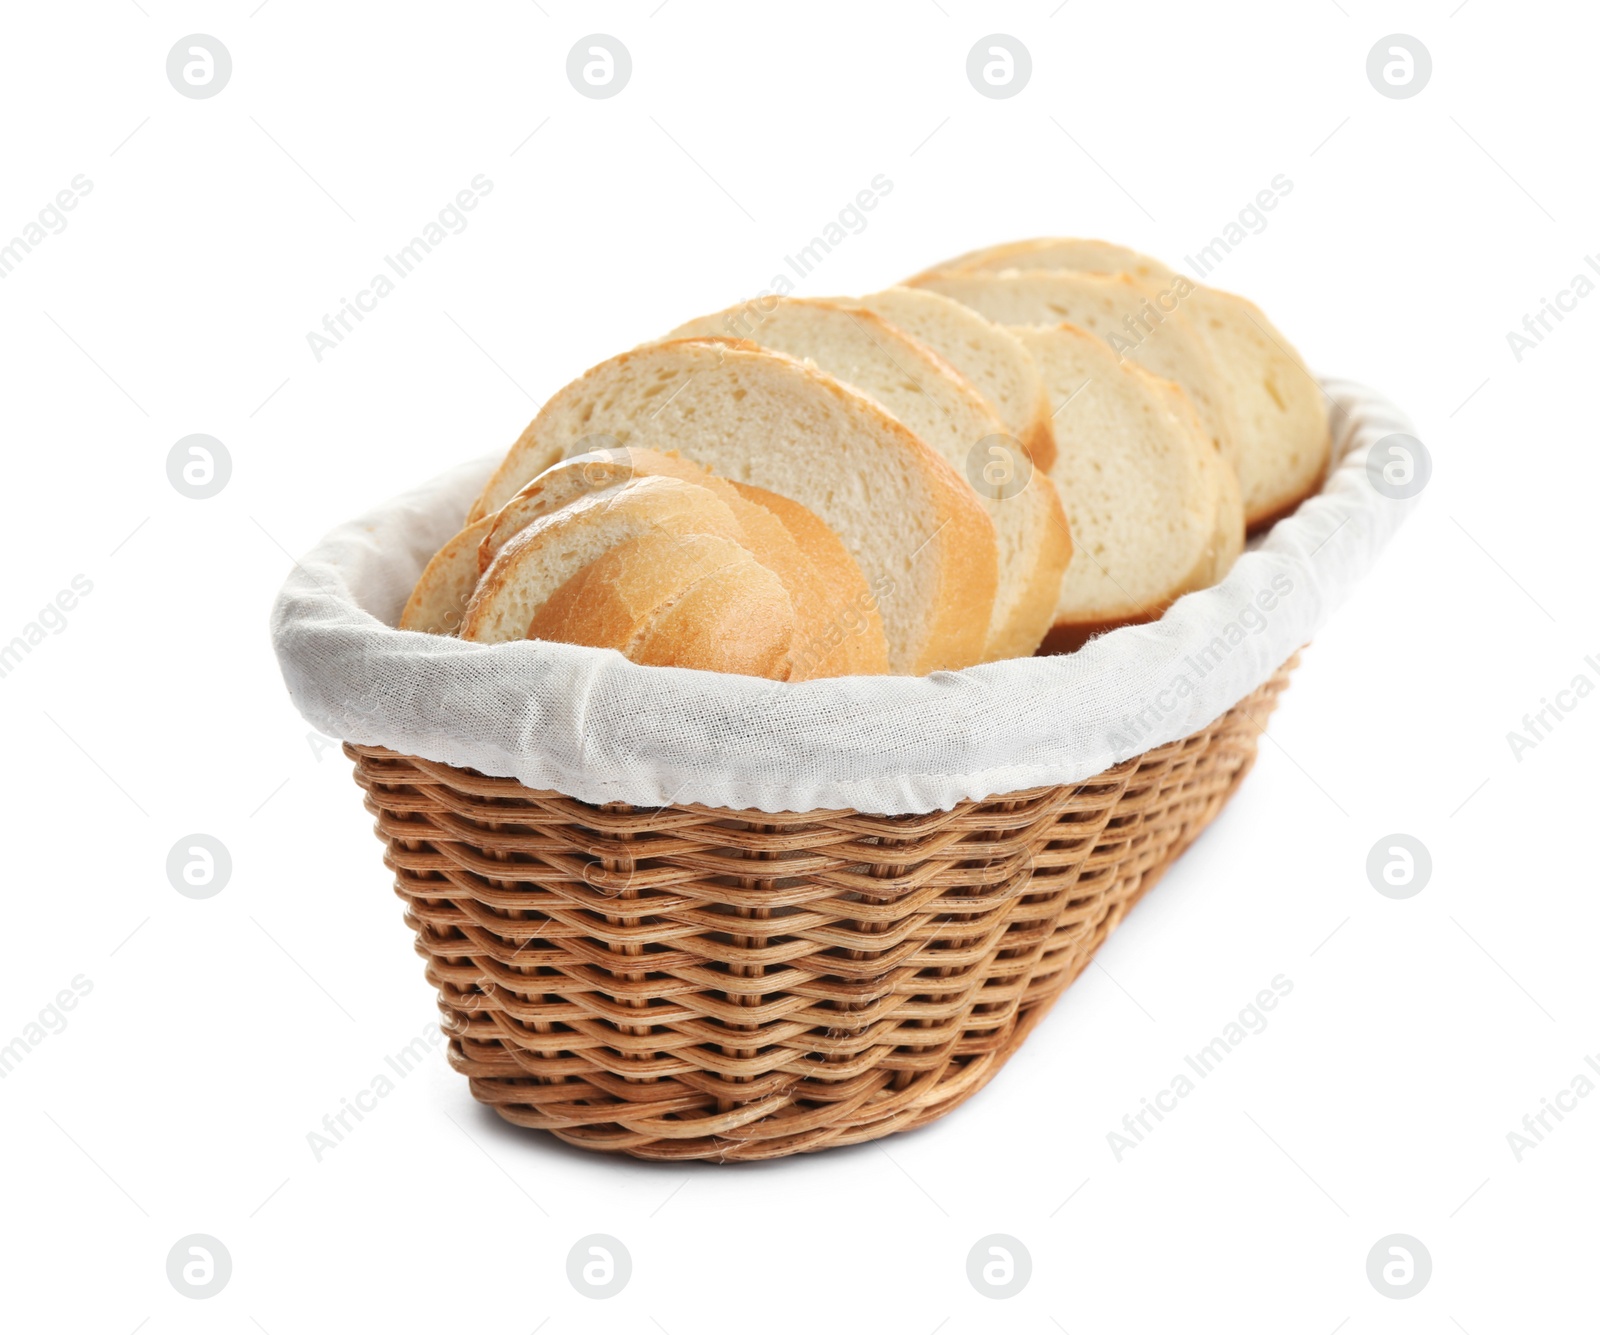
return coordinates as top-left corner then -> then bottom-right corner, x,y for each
666,298 -> 1067,661
912,270 -> 1238,474
467,338 -> 996,674
479,446 -> 887,675
915,239 -> 1330,528
837,286 -> 1057,471
1013,325 -> 1217,651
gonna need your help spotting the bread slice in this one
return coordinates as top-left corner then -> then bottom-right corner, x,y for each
913,240 -> 1330,528
1148,375 -> 1245,584
480,446 -> 887,675
398,514 -> 494,634
526,529 -> 796,679
1013,325 -> 1217,652
468,338 -> 996,674
460,474 -> 748,642
837,286 -> 1057,471
1182,285 -> 1329,528
912,270 -> 1237,475
665,299 -> 1067,661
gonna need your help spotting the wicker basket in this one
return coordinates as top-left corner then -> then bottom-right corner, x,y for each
346,654 -> 1297,1162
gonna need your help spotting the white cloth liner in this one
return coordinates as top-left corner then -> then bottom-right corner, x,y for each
271,380 -> 1416,815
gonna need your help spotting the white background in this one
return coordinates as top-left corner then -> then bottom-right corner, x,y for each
2,1 -> 1595,1330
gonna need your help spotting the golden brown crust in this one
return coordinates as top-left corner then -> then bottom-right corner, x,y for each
731,482 -> 889,677
631,557 -> 795,679
478,446 -> 875,678
911,450 -> 998,673
1020,390 -> 1058,474
983,478 -> 1073,660
459,476 -> 746,643
524,530 -> 737,648
478,449 -> 714,572
526,530 -> 795,678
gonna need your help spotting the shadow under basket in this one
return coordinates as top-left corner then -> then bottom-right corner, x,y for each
347,655 -> 1297,1162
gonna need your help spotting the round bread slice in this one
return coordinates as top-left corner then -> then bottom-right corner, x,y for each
665,299 -> 1066,661
480,446 -> 887,675
913,239 -> 1330,529
911,269 -> 1238,477
467,338 -> 996,675
526,530 -> 796,679
1014,325 -> 1216,653
460,474 -> 748,643
836,286 -> 1057,472
398,514 -> 495,634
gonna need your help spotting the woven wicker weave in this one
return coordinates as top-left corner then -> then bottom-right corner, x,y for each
348,656 -> 1295,1161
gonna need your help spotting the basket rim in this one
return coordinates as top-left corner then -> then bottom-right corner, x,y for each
271,379 -> 1417,815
